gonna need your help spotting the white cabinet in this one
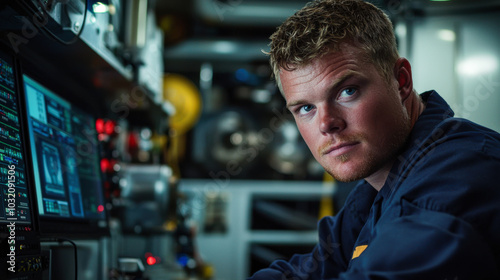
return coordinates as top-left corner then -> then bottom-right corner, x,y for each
179,179 -> 335,280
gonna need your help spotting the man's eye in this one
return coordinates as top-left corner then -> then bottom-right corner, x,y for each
339,88 -> 357,98
299,104 -> 314,114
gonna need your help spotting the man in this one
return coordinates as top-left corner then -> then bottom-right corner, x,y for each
249,0 -> 500,279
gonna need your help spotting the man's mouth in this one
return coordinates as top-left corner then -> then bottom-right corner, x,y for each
322,142 -> 359,158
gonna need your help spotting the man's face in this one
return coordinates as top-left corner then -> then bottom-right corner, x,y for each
280,45 -> 411,182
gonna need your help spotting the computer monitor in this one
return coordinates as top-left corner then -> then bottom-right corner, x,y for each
0,48 -> 33,230
0,44 -> 44,278
22,74 -> 108,238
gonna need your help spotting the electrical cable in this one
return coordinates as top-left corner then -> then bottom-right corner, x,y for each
19,0 -> 89,45
40,237 -> 78,280
57,238 -> 78,280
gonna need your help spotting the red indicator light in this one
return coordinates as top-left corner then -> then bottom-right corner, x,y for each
96,119 -> 104,134
100,158 -> 110,173
146,256 -> 156,265
104,120 -> 115,135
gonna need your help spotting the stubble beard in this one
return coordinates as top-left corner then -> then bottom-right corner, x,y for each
325,112 -> 412,183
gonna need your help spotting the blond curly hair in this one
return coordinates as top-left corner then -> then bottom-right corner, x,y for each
268,0 -> 399,93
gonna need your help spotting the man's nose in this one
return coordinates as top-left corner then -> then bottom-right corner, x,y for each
319,107 -> 345,134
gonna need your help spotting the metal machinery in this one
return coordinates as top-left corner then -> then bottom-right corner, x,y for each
0,0 -> 176,279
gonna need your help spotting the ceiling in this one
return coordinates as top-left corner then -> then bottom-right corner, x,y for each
156,0 -> 500,74
156,0 -> 313,73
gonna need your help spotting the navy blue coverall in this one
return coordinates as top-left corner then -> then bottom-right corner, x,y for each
249,91 -> 500,279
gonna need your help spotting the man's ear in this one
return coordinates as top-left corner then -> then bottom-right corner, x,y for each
394,57 -> 413,102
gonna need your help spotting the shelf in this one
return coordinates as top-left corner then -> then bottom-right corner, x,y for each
0,1 -> 168,118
